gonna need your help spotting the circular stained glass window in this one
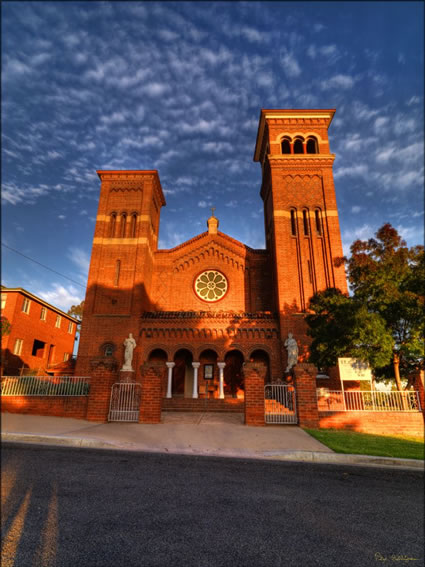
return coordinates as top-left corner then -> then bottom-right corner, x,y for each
194,270 -> 228,302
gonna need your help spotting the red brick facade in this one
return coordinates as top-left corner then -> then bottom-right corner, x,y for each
75,109 -> 347,401
1,287 -> 79,376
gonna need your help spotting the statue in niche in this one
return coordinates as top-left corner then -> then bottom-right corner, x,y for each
121,333 -> 137,371
284,332 -> 298,373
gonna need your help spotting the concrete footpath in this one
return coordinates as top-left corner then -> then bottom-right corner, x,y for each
1,412 -> 423,471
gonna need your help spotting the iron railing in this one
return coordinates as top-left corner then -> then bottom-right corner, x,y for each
317,389 -> 422,412
265,384 -> 297,424
1,376 -> 90,397
108,383 -> 141,422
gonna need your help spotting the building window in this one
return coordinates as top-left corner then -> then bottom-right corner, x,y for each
315,209 -> 322,236
63,353 -> 70,362
303,210 -> 310,236
22,297 -> 31,314
120,213 -> 127,238
130,213 -> 137,238
307,137 -> 318,154
290,209 -> 297,236
293,138 -> 304,154
55,315 -> 61,328
104,344 -> 114,357
32,339 -> 46,357
281,138 -> 291,154
68,321 -> 74,334
114,260 -> 121,287
109,213 -> 117,237
40,307 -> 47,321
13,339 -> 23,356
1,294 -> 6,310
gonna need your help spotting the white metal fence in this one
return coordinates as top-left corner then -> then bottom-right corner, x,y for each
317,389 -> 422,412
1,376 -> 90,396
265,384 -> 297,424
108,383 -> 141,422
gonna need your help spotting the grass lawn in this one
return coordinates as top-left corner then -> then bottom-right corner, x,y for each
304,428 -> 425,460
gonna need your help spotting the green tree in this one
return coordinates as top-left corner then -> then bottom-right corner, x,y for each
67,300 -> 84,339
1,316 -> 11,337
306,224 -> 424,390
306,288 -> 393,371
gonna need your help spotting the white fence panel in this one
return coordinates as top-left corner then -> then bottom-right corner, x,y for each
1,376 -> 90,396
317,389 -> 422,412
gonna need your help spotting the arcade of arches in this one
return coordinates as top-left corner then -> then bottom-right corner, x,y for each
148,347 -> 271,400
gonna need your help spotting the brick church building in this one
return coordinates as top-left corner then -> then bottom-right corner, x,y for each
75,109 -> 347,413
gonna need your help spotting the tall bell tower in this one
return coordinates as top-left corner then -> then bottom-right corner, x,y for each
254,109 -> 347,341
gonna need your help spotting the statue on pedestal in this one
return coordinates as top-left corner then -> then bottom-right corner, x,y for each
284,332 -> 298,373
121,333 -> 136,371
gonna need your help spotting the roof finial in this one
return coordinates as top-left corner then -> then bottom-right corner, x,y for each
211,206 -> 216,218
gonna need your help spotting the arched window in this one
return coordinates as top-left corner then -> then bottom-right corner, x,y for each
120,213 -> 127,238
102,343 -> 115,357
306,137 -> 318,154
290,209 -> 297,236
303,209 -> 309,236
114,259 -> 121,286
130,213 -> 137,238
315,209 -> 322,236
293,138 -> 304,154
109,213 -> 117,237
281,137 -> 291,154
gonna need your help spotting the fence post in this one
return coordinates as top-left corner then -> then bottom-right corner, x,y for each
294,363 -> 319,428
86,358 -> 118,422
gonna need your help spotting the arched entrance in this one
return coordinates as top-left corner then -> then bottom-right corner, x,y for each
224,350 -> 244,398
199,349 -> 218,398
148,349 -> 168,397
173,349 -> 194,398
250,349 -> 271,384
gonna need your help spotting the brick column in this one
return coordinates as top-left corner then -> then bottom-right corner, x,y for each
294,363 -> 319,428
244,362 -> 266,426
86,358 -> 118,422
139,362 -> 164,424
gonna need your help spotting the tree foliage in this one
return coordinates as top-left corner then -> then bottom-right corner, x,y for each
67,301 -> 84,322
306,224 -> 424,389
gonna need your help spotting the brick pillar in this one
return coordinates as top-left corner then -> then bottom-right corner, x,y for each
294,363 -> 319,428
244,362 -> 266,426
139,362 -> 164,424
86,358 -> 118,422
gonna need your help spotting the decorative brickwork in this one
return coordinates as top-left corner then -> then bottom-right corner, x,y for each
294,363 -> 319,428
139,362 -> 163,423
244,362 -> 267,426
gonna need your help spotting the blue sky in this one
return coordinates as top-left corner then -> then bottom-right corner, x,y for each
2,1 -> 424,312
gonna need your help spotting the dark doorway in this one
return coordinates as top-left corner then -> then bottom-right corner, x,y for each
224,350 -> 244,398
173,349 -> 193,397
250,349 -> 271,384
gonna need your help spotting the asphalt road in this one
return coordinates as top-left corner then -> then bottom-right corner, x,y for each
1,444 -> 423,567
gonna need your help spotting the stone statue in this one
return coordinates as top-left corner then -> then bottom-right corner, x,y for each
121,333 -> 136,371
284,332 -> 298,373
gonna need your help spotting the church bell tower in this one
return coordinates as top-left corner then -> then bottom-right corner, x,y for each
254,109 -> 347,338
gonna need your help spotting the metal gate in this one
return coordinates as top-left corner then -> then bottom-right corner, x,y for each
108,383 -> 141,422
265,384 -> 297,424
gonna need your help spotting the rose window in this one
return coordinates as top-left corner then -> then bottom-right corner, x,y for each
194,270 -> 228,302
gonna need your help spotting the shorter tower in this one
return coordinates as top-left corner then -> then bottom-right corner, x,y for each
75,170 -> 165,374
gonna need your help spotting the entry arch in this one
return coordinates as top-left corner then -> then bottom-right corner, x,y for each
224,349 -> 244,398
249,348 -> 271,384
173,348 -> 194,397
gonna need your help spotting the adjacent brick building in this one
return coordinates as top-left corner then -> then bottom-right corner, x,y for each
1,287 -> 79,376
75,108 -> 348,406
